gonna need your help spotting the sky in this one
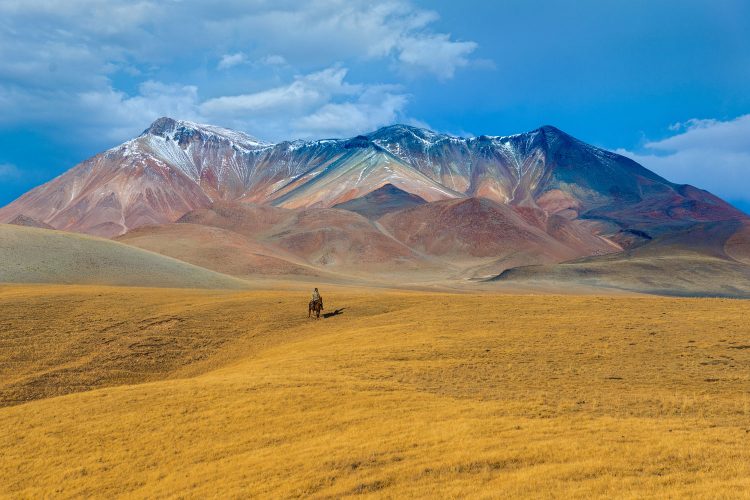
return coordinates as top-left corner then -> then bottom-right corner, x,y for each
0,0 -> 748,212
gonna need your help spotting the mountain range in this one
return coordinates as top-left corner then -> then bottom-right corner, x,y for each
1,117 -> 748,295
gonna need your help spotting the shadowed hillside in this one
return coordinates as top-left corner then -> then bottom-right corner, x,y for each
333,183 -> 427,219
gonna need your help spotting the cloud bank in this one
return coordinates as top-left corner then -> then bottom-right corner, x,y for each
0,0 -> 478,144
615,114 -> 750,210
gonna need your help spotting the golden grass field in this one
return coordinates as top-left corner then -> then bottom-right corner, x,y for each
1,284 -> 750,498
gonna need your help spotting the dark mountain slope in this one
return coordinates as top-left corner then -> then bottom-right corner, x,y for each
333,183 -> 426,219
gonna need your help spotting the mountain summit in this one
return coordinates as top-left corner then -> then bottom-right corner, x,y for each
143,117 -> 272,150
0,118 -> 743,237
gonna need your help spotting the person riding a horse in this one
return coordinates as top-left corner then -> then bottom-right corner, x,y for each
309,288 -> 324,318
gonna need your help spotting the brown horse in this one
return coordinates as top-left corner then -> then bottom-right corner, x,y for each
308,299 -> 323,319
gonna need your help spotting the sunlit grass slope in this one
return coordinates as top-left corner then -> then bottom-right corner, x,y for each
1,285 -> 749,497
0,224 -> 247,288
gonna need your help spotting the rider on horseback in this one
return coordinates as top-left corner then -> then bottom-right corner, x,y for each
309,287 -> 324,319
311,287 -> 323,309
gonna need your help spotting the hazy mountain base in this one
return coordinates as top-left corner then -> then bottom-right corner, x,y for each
491,253 -> 750,298
490,221 -> 750,298
112,206 -> 750,297
113,198 -> 626,289
1,285 -> 749,497
3,219 -> 750,298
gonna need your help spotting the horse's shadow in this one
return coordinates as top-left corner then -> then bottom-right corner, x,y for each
322,308 -> 346,318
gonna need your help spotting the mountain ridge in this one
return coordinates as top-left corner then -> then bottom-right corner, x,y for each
0,117 -> 744,239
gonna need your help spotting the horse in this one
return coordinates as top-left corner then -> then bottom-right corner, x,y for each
308,299 -> 323,319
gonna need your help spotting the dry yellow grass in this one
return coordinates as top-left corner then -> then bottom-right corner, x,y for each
1,284 -> 750,498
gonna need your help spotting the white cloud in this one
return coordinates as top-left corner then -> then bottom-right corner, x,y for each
615,114 -> 750,205
0,163 -> 22,180
397,34 -> 477,79
201,67 -> 357,116
217,52 -> 247,70
260,55 -> 287,66
0,1 -> 476,87
77,81 -> 202,141
201,67 -> 412,140
0,0 -> 158,91
219,54 -> 287,71
209,1 -> 475,77
292,86 -> 409,138
39,66 -> 414,143
643,116 -> 750,154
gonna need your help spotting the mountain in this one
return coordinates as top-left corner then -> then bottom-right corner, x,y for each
1,118 -> 743,239
372,125 -> 744,232
2,118 -> 748,293
109,198 -> 616,283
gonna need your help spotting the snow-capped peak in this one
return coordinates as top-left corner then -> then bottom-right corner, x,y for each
368,124 -> 452,146
142,117 -> 273,150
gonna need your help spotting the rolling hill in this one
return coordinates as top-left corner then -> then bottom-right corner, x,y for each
171,201 -> 435,276
0,224 -> 247,288
379,197 -> 619,270
117,223 -> 321,279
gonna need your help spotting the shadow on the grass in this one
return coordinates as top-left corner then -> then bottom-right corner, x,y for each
323,308 -> 346,318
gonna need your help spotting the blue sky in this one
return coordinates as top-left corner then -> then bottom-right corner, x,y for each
1,0 -> 748,212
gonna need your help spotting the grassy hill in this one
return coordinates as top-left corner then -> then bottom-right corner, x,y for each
1,284 -> 749,497
0,224 -> 247,289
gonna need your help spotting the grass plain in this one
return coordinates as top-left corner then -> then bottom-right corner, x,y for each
1,284 -> 750,498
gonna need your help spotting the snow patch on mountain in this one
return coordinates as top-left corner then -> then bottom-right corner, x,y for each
144,135 -> 199,180
143,117 -> 274,151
